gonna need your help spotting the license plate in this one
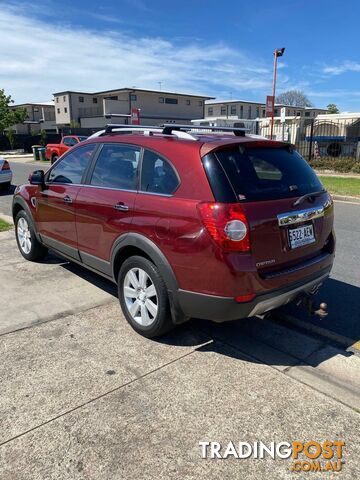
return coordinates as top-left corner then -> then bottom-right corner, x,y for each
288,224 -> 315,249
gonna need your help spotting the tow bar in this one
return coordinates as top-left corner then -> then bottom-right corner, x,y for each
296,295 -> 328,319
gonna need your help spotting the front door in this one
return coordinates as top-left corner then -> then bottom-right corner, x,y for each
35,143 -> 97,258
75,143 -> 141,272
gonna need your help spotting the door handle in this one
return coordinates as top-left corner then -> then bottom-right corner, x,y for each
63,195 -> 73,204
114,202 -> 129,212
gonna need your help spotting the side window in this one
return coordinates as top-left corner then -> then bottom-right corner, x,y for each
47,144 -> 96,184
141,150 -> 179,195
90,144 -> 140,190
63,137 -> 77,147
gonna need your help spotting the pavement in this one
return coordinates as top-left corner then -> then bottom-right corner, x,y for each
0,161 -> 359,479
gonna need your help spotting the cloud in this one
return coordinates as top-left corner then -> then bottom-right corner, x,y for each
0,6 -> 273,103
322,61 -> 360,76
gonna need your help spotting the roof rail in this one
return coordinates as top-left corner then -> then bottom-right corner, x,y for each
104,124 -> 162,135
162,124 -> 249,137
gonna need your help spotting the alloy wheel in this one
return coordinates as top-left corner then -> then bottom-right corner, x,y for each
123,267 -> 158,326
17,217 -> 32,254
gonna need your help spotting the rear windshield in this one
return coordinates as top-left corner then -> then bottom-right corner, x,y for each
215,146 -> 324,202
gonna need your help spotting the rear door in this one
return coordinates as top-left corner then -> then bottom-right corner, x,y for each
212,145 -> 334,269
75,143 -> 141,271
35,143 -> 97,258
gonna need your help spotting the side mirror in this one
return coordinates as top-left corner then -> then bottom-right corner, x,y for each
29,170 -> 45,185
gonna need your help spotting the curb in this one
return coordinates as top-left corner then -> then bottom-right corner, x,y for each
277,313 -> 360,355
332,194 -> 360,204
0,213 -> 14,225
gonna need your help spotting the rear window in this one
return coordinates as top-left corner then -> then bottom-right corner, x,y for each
215,146 -> 324,202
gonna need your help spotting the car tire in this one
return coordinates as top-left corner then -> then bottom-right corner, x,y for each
118,255 -> 174,338
51,155 -> 58,165
15,210 -> 48,261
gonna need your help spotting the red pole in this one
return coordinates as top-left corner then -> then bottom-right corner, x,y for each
270,52 -> 278,140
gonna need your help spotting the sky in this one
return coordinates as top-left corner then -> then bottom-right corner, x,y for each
1,0 -> 360,111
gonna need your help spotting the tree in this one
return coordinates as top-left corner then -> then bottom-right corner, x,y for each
5,129 -> 16,150
327,103 -> 339,114
276,90 -> 313,107
39,129 -> 47,146
0,89 -> 27,133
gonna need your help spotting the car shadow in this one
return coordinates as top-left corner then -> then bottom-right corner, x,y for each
56,257 -> 357,369
0,184 -> 16,196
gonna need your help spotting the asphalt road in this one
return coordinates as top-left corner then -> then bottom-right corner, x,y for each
1,161 -> 359,342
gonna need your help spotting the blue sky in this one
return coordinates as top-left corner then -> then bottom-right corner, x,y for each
1,0 -> 360,111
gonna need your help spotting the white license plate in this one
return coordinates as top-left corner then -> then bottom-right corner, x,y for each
288,224 -> 315,249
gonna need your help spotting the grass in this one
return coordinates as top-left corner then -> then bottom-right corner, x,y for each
319,175 -> 360,197
0,218 -> 13,232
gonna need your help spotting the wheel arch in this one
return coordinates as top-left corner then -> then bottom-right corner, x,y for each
111,233 -> 188,325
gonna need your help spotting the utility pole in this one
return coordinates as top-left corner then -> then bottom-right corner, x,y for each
270,47 -> 285,139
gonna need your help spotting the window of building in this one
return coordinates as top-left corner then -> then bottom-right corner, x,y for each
248,106 -> 252,118
141,150 -> 179,195
79,96 -> 84,103
262,109 -> 266,117
221,106 -> 226,115
93,98 -> 98,104
240,105 -> 244,118
47,144 -> 96,184
186,99 -> 191,105
105,96 -> 118,101
305,112 -> 310,117
159,97 -> 164,103
56,97 -> 59,103
230,105 -> 236,115
297,111 -> 301,116
274,109 -> 278,116
208,107 -> 213,116
57,108 -> 60,114
63,96 -> 66,102
90,144 -> 140,191
130,94 -> 137,101
64,107 -> 68,114
256,107 -> 260,117
165,98 -> 178,104
199,101 -> 203,107
34,108 -> 39,112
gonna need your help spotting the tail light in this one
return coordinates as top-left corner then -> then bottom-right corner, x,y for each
1,160 -> 10,171
197,202 -> 250,252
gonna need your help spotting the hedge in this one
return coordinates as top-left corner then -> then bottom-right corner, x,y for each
308,157 -> 360,174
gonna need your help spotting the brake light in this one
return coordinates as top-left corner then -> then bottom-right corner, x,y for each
235,293 -> 256,303
197,202 -> 250,252
1,160 -> 10,171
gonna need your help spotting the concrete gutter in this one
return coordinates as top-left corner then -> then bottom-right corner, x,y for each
333,194 -> 360,204
0,213 -> 13,225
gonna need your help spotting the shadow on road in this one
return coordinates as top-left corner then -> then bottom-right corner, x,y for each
0,184 -> 16,196
54,257 -> 357,369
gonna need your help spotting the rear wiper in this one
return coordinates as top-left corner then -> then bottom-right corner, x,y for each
293,190 -> 326,207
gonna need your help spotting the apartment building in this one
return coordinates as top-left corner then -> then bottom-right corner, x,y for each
53,88 -> 213,128
10,102 -> 56,134
205,99 -> 327,120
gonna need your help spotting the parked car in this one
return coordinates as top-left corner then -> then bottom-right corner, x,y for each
12,124 -> 335,338
0,158 -> 12,190
45,135 -> 88,164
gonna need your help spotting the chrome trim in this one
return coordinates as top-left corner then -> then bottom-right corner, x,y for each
277,206 -> 324,227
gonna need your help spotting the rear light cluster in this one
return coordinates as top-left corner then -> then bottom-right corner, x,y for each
197,202 -> 250,252
1,160 -> 10,171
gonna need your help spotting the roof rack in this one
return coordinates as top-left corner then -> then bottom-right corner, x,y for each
162,124 -> 249,137
87,123 -> 249,140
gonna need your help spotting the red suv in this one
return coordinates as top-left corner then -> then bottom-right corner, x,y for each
12,125 -> 335,338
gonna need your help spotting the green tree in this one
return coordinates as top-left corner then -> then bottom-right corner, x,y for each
0,89 -> 28,133
40,129 -> 47,146
5,129 -> 16,150
327,103 -> 339,114
276,90 -> 313,107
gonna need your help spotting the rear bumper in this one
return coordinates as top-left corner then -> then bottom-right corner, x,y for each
177,267 -> 331,322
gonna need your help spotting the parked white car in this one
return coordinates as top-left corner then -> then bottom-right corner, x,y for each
0,158 -> 12,190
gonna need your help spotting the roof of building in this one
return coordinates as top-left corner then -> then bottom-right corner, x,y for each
206,99 -> 327,110
12,101 -> 54,108
53,87 -> 214,99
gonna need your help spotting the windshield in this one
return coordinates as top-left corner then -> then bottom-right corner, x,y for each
215,146 -> 324,202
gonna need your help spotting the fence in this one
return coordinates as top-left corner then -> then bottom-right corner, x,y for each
257,117 -> 360,161
0,133 -> 61,153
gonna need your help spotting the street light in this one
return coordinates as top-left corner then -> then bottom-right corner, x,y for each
270,47 -> 285,139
